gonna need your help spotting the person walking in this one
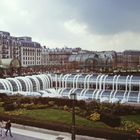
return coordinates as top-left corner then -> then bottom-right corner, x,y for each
136,128 -> 140,139
0,120 -> 2,136
5,120 -> 13,137
0,120 -> 5,138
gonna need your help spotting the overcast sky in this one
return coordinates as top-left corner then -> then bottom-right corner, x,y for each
0,0 -> 140,51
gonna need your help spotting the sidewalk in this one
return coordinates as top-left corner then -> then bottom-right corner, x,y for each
11,123 -> 105,140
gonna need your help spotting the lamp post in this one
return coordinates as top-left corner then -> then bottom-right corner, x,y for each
70,93 -> 76,140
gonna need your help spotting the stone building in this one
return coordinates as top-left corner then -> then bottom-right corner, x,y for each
0,31 -> 139,76
123,50 -> 140,70
0,31 -> 42,68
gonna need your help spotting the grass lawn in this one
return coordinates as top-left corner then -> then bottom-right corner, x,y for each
19,109 -> 110,129
121,115 -> 140,124
1,106 -> 140,132
0,107 -> 110,129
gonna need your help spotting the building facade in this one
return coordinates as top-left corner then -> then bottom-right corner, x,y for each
0,31 -> 42,68
68,51 -> 117,72
0,31 -> 140,76
123,50 -> 140,70
19,37 -> 42,67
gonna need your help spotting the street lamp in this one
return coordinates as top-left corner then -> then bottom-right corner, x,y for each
70,93 -> 77,140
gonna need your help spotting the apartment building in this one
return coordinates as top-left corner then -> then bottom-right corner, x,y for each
19,37 -> 42,67
0,31 -> 139,75
41,46 -> 49,66
123,50 -> 140,69
0,31 -> 42,68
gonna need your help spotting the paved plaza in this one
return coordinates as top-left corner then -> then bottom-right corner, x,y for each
0,124 -> 105,140
0,133 -> 42,140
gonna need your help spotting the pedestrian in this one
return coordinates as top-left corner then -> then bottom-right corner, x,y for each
5,120 -> 13,137
0,120 -> 2,136
136,128 -> 140,139
0,120 -> 5,138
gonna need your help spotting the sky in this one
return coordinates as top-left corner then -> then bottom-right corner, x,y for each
0,0 -> 140,51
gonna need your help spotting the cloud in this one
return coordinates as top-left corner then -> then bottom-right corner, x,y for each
63,19 -> 140,51
62,0 -> 140,35
64,19 -> 88,34
0,0 -> 140,51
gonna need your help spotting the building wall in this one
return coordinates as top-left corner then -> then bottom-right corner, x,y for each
0,31 -> 42,67
116,52 -> 124,69
0,31 -> 140,72
20,42 -> 42,67
123,50 -> 140,69
41,46 -> 49,66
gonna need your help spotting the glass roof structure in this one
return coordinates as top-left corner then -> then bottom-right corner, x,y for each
0,73 -> 139,104
0,74 -> 52,96
54,74 -> 140,104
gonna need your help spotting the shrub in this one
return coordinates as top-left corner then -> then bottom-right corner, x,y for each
89,112 -> 100,121
99,104 -> 112,114
26,104 -> 49,110
79,110 -> 87,117
20,103 -> 49,110
20,103 -> 33,108
52,104 -> 59,109
116,120 -> 140,132
48,101 -> 55,106
74,106 -> 81,114
113,104 -> 135,115
86,101 -> 100,111
35,97 -> 48,104
5,109 -> 25,116
54,98 -> 73,107
58,106 -> 64,110
3,102 -> 17,111
77,100 -> 86,109
0,102 -> 4,107
0,93 -> 8,99
20,97 -> 33,104
63,105 -> 69,111
100,113 -> 121,127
